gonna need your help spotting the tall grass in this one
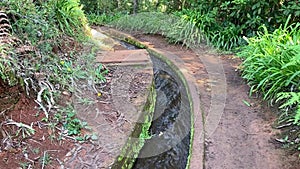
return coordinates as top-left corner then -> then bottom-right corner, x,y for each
238,22 -> 300,101
238,20 -> 300,151
110,12 -> 204,48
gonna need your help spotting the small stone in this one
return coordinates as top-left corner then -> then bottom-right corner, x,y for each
158,132 -> 163,136
64,157 -> 71,162
91,134 -> 99,141
62,91 -> 71,96
197,79 -> 205,84
37,31 -> 42,37
65,147 -> 76,157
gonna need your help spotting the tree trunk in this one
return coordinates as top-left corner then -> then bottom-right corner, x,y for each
182,0 -> 186,9
117,0 -> 121,9
133,0 -> 138,14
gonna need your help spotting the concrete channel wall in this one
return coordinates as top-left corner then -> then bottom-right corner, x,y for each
97,27 -> 204,169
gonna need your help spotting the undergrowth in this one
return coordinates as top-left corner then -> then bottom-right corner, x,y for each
110,12 -> 203,48
0,0 -> 106,144
87,12 -> 124,26
238,19 -> 300,152
174,7 -> 245,50
86,0 -> 299,52
175,0 -> 300,51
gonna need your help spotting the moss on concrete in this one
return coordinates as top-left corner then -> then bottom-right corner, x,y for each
99,28 -> 146,49
146,49 -> 195,169
112,82 -> 156,169
103,28 -> 198,169
137,48 -> 195,169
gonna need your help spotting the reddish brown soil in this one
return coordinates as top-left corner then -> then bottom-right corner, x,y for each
0,80 -> 74,169
0,39 -> 153,169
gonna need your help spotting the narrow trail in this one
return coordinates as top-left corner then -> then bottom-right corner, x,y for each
132,33 -> 299,169
204,56 -> 294,169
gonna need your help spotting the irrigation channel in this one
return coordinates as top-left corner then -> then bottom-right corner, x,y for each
96,29 -> 300,169
120,41 -> 192,169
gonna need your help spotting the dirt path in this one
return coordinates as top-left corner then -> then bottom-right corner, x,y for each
204,56 -> 297,169
131,33 -> 299,169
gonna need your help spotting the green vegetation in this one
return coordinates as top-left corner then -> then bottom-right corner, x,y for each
19,162 -> 30,169
87,12 -> 124,26
52,104 -> 88,136
176,0 -> 300,50
110,12 -> 202,48
238,21 -> 300,101
1,0 -> 300,164
277,90 -> 300,124
0,0 -> 104,142
80,0 -> 194,14
238,20 -> 300,152
54,0 -> 89,37
84,0 -> 300,51
5,120 -> 35,138
97,0 -> 300,154
40,151 -> 52,167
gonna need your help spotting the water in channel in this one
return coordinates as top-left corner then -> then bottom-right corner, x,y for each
133,56 -> 191,169
117,40 -> 192,169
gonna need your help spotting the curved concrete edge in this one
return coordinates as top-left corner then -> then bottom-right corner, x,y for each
96,27 -> 147,49
100,27 -> 205,169
112,83 -> 156,169
70,52 -> 155,168
70,29 -> 156,168
147,49 -> 204,169
91,28 -> 121,51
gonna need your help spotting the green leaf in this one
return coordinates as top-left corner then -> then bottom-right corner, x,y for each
242,100 -> 251,107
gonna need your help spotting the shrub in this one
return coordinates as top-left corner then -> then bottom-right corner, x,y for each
176,0 -> 300,50
238,21 -> 300,100
86,12 -> 124,26
53,0 -> 89,37
238,19 -> 300,151
0,0 -> 98,140
277,90 -> 300,125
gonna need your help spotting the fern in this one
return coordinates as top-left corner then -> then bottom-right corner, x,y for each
277,90 -> 300,124
294,107 -> 300,125
54,0 -> 89,37
0,10 -> 12,56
